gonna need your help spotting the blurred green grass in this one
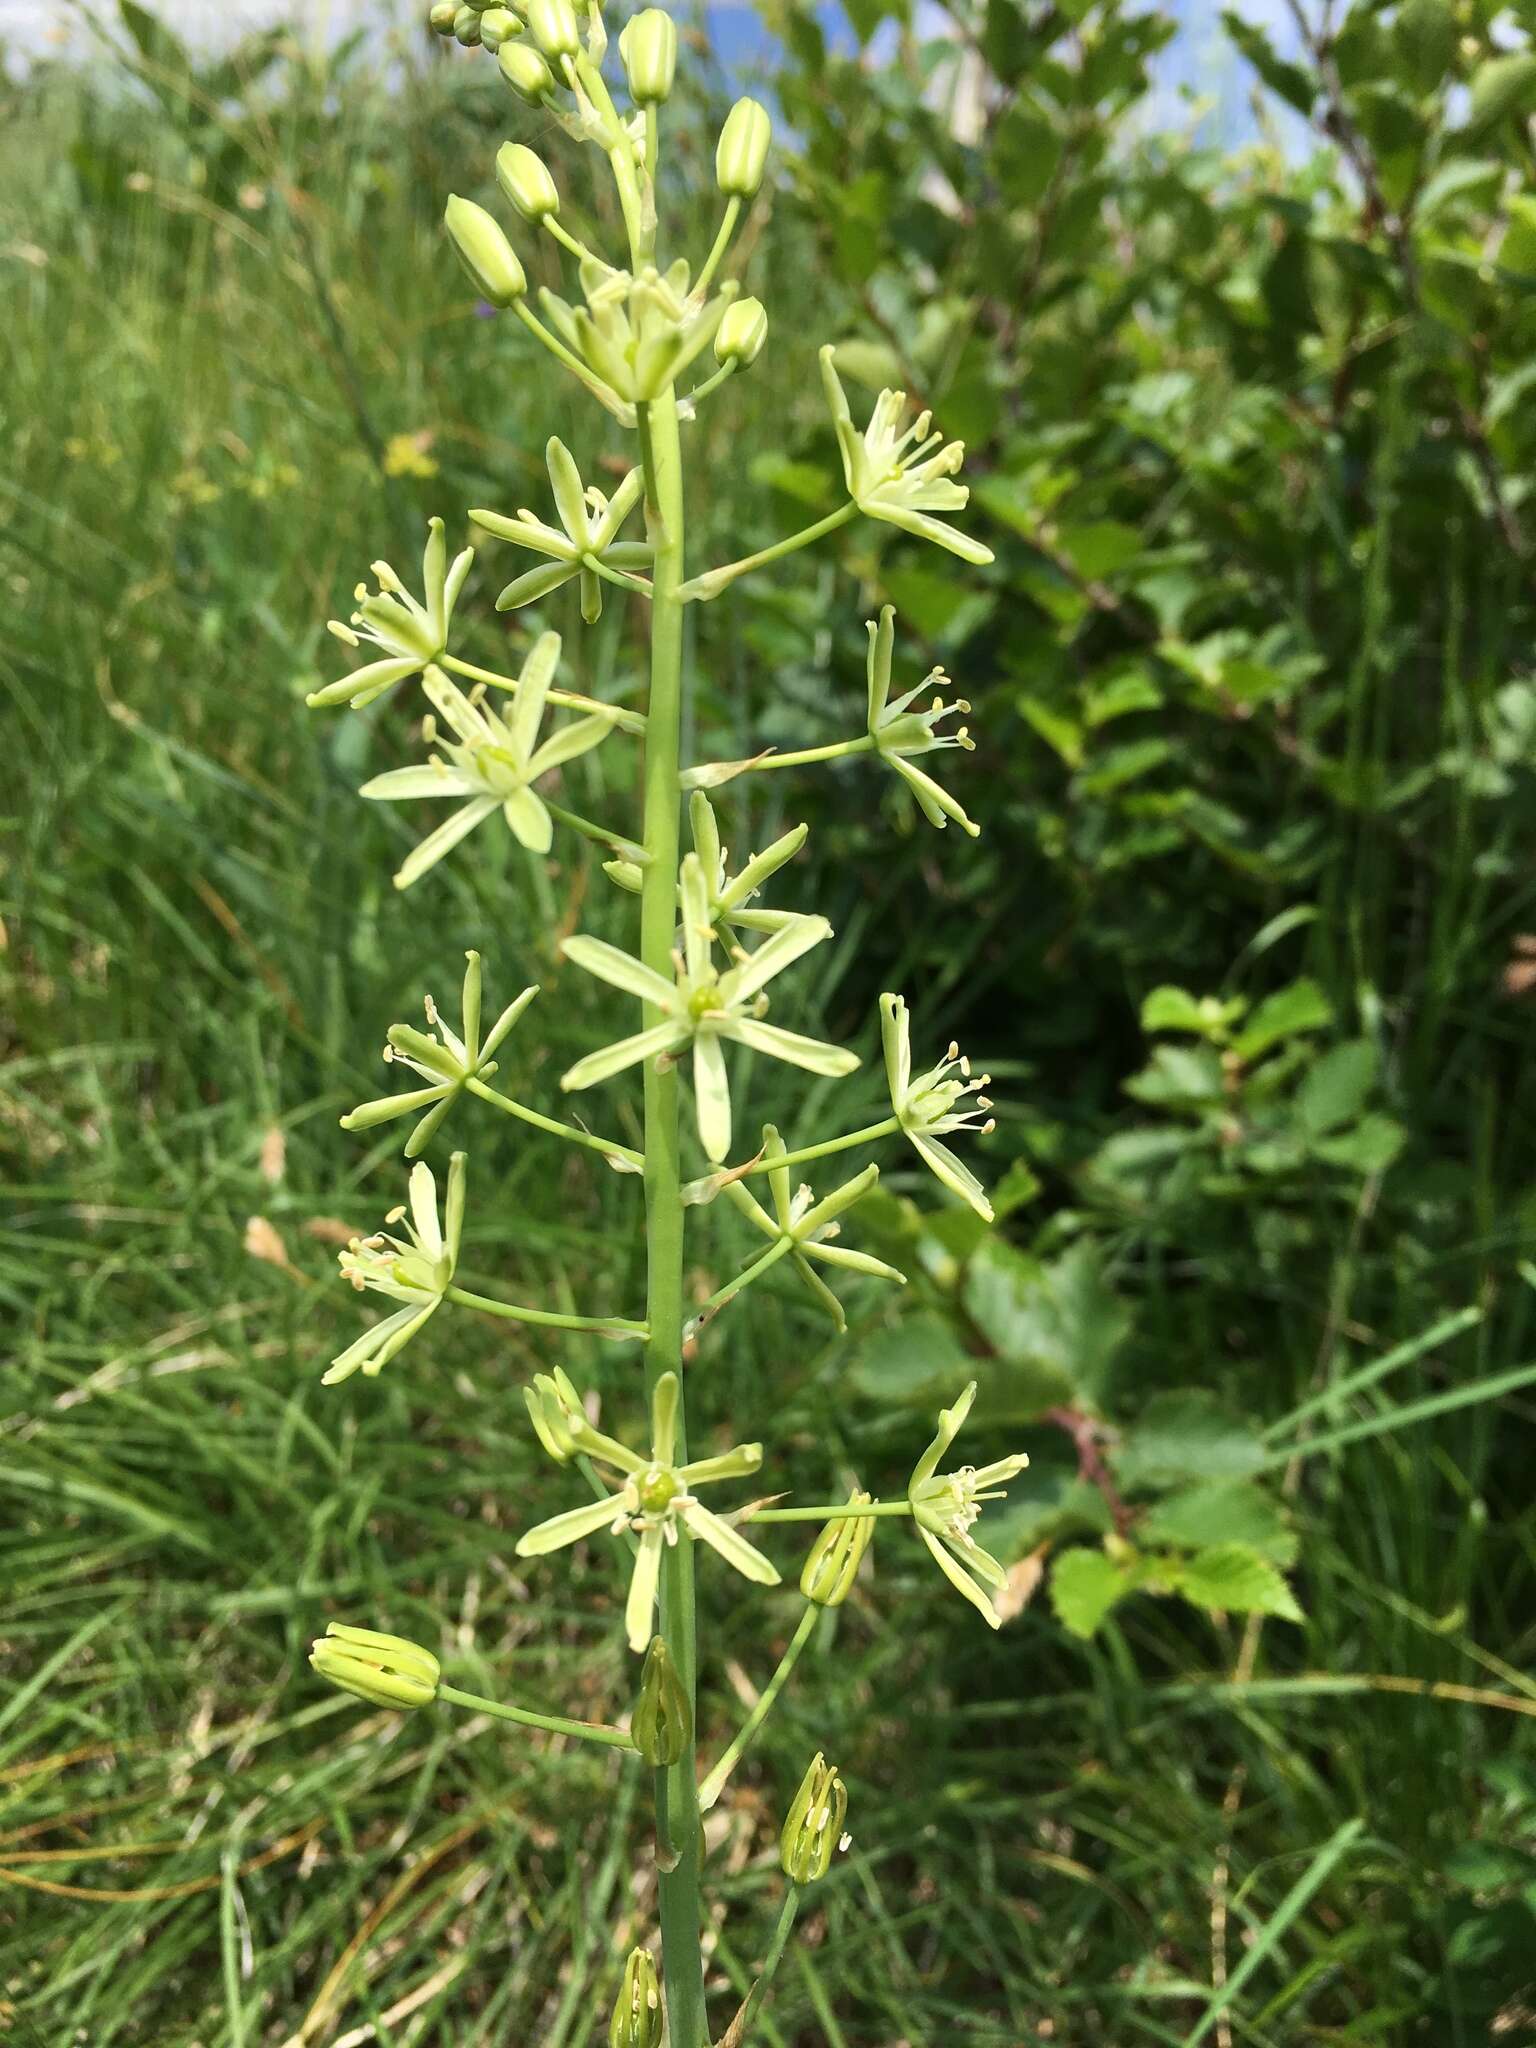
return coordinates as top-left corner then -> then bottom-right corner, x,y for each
5,8 -> 1536,2044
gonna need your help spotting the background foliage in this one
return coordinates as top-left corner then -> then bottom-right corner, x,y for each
5,0 -> 1536,2037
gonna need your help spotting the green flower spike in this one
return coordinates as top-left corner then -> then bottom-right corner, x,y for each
907,1381 -> 1028,1629
308,517 -> 474,710
310,1623 -> 441,1710
471,439 -> 651,625
866,606 -> 979,837
359,638 -> 622,889
342,951 -> 538,1157
819,346 -> 994,567
780,1752 -> 848,1883
560,855 -> 858,1162
722,1125 -> 905,1332
517,1372 -> 779,1652
880,992 -> 995,1220
325,1152 -> 466,1384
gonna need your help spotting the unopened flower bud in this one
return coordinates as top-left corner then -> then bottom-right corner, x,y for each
619,7 -> 676,103
716,96 -> 770,198
526,0 -> 579,57
428,0 -> 458,33
800,1489 -> 873,1606
310,1624 -> 440,1710
714,295 -> 767,368
497,141 -> 560,222
444,194 -> 526,305
609,1947 -> 662,2048
632,1635 -> 691,1766
499,38 -> 556,99
453,5 -> 482,43
524,1370 -> 582,1462
478,5 -> 520,47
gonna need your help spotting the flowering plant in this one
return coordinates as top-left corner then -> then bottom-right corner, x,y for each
302,5 -> 1022,2037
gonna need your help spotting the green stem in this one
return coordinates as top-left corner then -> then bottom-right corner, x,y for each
437,1681 -> 635,1750
691,1236 -> 795,1325
636,387 -> 709,2048
737,1118 -> 900,1178
585,555 -> 656,600
698,1605 -> 818,1811
542,799 -> 649,864
695,196 -> 742,297
677,503 -> 858,603
465,1075 -> 642,1170
720,1885 -> 801,2048
686,361 -> 738,408
446,1283 -> 646,1340
718,735 -> 874,774
440,653 -> 646,735
546,215 -> 599,266
751,1500 -> 913,1524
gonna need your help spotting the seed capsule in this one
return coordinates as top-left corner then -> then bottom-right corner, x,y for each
428,1 -> 458,34
444,194 -> 527,305
499,38 -> 556,99
619,7 -> 676,103
715,96 -> 771,198
497,142 -> 560,222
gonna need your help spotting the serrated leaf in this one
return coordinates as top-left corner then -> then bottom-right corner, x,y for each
963,1238 -> 1129,1408
1114,1392 -> 1267,1489
1124,1042 -> 1225,1110
1141,1482 -> 1298,1566
1221,10 -> 1315,113
1232,978 -> 1332,1060
1313,1112 -> 1405,1174
1466,53 -> 1536,139
1050,1546 -> 1133,1639
1172,1542 -> 1303,1621
1296,1039 -> 1378,1136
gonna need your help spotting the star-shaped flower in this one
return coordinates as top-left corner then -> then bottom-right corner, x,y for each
880,992 -> 995,1220
471,438 -> 652,625
516,1370 -> 779,1652
865,606 -> 978,837
907,1381 -> 1028,1628
341,951 -> 538,1157
560,855 -> 858,1161
820,346 -> 993,566
325,1153 -> 465,1385
722,1125 -> 904,1331
308,517 -> 474,710
358,637 -> 621,888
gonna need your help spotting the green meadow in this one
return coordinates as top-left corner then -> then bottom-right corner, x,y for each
5,0 -> 1536,2038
